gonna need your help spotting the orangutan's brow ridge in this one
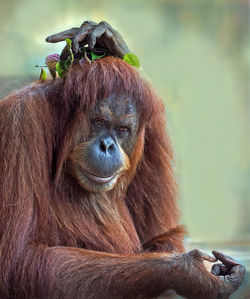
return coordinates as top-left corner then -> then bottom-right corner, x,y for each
99,106 -> 113,117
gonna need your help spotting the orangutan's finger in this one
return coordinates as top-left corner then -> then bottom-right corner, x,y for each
45,28 -> 78,43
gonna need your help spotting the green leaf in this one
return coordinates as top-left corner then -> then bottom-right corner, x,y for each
56,61 -> 66,78
91,52 -> 105,61
39,68 -> 47,81
56,59 -> 72,78
123,53 -> 140,68
65,38 -> 72,48
65,38 -> 74,62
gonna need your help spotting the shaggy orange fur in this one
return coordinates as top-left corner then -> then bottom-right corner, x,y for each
0,57 -> 184,298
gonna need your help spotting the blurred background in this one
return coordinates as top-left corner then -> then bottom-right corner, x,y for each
0,0 -> 249,297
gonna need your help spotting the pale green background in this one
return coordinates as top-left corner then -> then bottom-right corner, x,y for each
0,0 -> 249,243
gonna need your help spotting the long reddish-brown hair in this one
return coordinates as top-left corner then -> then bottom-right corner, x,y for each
0,57 -> 182,294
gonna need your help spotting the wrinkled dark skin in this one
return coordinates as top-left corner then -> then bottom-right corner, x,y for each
46,20 -> 246,299
174,249 -> 245,298
46,20 -> 129,58
67,95 -> 139,193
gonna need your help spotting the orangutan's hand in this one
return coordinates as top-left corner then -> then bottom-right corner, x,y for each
45,20 -> 129,58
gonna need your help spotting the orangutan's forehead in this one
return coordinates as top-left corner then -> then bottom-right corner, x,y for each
93,96 -> 138,120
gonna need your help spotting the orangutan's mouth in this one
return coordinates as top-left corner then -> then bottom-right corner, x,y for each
81,167 -> 117,184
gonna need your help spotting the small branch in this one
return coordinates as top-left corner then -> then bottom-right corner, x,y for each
84,50 -> 91,64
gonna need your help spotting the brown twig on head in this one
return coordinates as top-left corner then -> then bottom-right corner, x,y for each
84,50 -> 91,64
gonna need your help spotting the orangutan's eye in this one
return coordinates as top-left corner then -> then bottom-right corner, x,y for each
118,126 -> 130,133
94,117 -> 105,127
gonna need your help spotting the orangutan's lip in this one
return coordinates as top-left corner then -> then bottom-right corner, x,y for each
81,167 -> 117,184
